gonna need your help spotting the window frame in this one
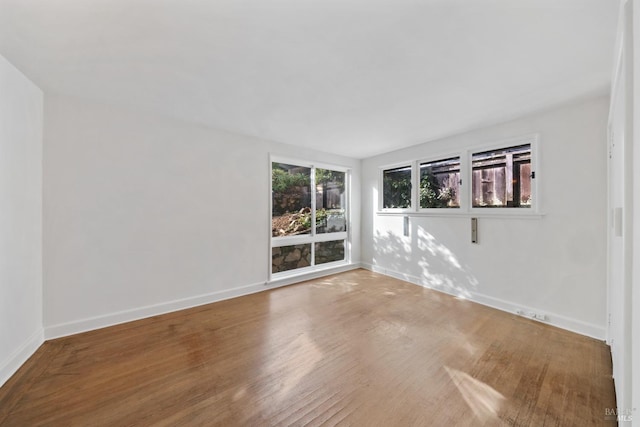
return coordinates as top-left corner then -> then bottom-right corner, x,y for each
378,162 -> 415,213
417,153 -> 465,212
269,155 -> 351,280
376,134 -> 541,217
468,134 -> 539,215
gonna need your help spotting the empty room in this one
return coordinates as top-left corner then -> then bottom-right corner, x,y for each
1,0 -> 639,425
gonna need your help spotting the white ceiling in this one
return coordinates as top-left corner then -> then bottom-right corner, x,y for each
0,0 -> 619,159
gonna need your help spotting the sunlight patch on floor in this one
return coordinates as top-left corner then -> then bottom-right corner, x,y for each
445,366 -> 505,423
312,276 -> 361,292
266,333 -> 323,401
232,386 -> 247,401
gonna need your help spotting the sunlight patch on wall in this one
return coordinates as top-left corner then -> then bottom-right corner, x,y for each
372,229 -> 414,270
417,226 -> 478,299
417,227 -> 461,269
370,220 -> 484,302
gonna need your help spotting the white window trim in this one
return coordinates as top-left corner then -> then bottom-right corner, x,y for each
378,161 -> 415,213
468,133 -> 540,215
272,232 -> 349,248
376,133 -> 543,218
417,152 -> 465,212
269,154 -> 352,281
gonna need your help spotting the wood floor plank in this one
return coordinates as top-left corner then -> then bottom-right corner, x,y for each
0,269 -> 615,426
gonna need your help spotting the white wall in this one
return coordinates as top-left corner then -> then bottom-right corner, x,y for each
633,0 -> 640,421
362,95 -> 609,339
608,0 -> 634,417
43,95 -> 361,338
607,1 -> 640,421
0,55 -> 43,387
626,0 -> 640,423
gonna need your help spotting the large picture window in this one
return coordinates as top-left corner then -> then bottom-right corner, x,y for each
471,144 -> 532,208
271,160 -> 349,276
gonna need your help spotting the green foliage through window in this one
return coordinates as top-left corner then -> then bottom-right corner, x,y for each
272,163 -> 347,237
271,165 -> 310,193
271,163 -> 311,218
271,160 -> 349,274
419,157 -> 460,208
383,166 -> 412,209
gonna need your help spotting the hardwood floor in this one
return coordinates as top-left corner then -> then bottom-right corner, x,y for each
0,269 -> 615,426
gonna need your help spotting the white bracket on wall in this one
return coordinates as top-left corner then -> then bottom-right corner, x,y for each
471,218 -> 478,243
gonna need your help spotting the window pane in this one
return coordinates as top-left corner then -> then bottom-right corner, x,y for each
272,244 -> 312,273
472,144 -> 531,208
272,163 -> 312,237
315,240 -> 345,265
316,169 -> 346,234
420,157 -> 460,208
383,166 -> 412,209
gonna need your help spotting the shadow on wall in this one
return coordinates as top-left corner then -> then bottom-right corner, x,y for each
372,225 -> 479,299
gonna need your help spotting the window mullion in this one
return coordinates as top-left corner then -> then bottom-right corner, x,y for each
416,160 -> 421,210
311,166 -> 317,266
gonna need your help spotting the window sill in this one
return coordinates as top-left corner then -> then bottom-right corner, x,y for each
268,261 -> 358,287
376,210 -> 545,220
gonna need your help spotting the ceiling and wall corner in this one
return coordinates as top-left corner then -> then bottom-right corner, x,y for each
0,0 -> 619,158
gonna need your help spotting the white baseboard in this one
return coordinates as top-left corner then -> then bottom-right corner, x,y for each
45,263 -> 363,340
361,263 -> 606,340
44,281 -> 267,340
0,328 -> 44,388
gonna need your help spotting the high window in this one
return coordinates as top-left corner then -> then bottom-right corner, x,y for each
271,160 -> 349,276
382,165 -> 412,209
471,144 -> 532,208
378,135 -> 537,214
420,157 -> 461,208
